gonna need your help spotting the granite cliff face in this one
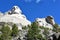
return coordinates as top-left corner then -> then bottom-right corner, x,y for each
0,6 -> 60,40
0,6 -> 56,30
35,16 -> 55,29
0,6 -> 31,30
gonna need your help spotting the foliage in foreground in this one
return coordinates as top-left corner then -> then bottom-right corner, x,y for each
11,24 -> 19,37
0,24 -> 19,40
0,25 -> 11,40
0,22 -> 60,40
27,22 -> 47,40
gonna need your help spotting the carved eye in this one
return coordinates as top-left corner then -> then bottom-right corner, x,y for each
16,7 -> 18,9
39,21 -> 41,22
43,24 -> 44,25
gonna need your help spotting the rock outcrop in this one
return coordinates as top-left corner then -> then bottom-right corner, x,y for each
0,6 -> 31,30
35,16 -> 55,29
0,6 -> 60,40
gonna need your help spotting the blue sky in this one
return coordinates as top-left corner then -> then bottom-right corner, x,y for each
0,0 -> 60,24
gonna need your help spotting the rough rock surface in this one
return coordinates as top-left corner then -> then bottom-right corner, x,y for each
0,6 -> 60,40
35,16 -> 55,29
0,6 -> 31,30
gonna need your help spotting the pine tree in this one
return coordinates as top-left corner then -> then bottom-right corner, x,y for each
53,24 -> 59,32
27,22 -> 42,40
11,24 -> 18,37
0,25 -> 11,40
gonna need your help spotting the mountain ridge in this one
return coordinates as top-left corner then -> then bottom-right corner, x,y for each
0,6 -> 57,30
0,6 -> 60,40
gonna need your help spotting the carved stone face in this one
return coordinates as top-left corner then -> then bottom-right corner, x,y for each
35,18 -> 45,26
46,16 -> 55,25
47,16 -> 53,19
10,6 -> 22,15
13,6 -> 19,10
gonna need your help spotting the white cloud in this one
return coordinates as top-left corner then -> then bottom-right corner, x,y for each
24,0 -> 41,3
36,0 -> 41,3
24,0 -> 56,3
